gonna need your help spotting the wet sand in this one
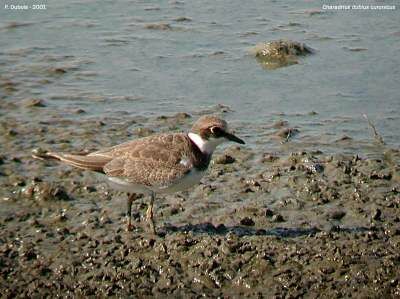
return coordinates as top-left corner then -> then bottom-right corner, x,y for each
1,112 -> 399,297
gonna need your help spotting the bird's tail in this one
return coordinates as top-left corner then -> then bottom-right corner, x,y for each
32,148 -> 110,172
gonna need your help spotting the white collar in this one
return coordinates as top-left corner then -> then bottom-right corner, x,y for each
188,132 -> 224,155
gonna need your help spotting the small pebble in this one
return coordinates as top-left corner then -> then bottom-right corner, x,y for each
214,154 -> 236,165
271,214 -> 284,222
265,208 -> 274,217
240,217 -> 255,226
372,208 -> 382,221
328,210 -> 346,221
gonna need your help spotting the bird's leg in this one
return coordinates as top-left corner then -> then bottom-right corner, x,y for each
126,193 -> 137,231
146,192 -> 156,234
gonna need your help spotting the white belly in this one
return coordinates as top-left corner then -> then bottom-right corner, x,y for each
107,177 -> 152,195
104,169 -> 206,195
161,168 -> 206,194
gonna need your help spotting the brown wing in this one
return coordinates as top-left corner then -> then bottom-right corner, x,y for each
100,133 -> 195,188
89,133 -> 189,160
104,157 -> 191,188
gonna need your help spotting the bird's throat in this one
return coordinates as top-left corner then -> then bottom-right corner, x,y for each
188,132 -> 222,155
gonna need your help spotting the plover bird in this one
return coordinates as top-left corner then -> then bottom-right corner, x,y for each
33,115 -> 245,234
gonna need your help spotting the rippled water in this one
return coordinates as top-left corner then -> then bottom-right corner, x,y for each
1,0 -> 399,153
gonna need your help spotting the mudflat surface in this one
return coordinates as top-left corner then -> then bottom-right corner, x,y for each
1,113 -> 399,298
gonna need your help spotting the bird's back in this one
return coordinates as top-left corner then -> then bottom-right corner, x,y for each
91,132 -> 211,189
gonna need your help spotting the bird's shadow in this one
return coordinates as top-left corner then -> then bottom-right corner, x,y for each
161,222 -> 370,238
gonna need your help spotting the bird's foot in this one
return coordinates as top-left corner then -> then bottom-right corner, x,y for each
126,215 -> 136,232
148,220 -> 157,235
146,202 -> 157,235
126,223 -> 135,232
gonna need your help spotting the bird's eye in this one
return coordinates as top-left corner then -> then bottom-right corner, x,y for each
210,126 -> 223,137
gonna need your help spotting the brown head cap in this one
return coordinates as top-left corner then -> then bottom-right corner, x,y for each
190,115 -> 245,145
191,116 -> 228,139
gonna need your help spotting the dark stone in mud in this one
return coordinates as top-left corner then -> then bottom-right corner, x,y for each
240,217 -> 255,226
214,154 -> 236,164
271,214 -> 284,222
265,208 -> 274,217
392,187 -> 400,194
311,150 -> 323,155
12,179 -> 25,187
52,187 -> 72,201
7,129 -> 18,136
372,208 -> 382,221
370,170 -> 392,180
11,156 -> 21,163
18,244 -> 37,261
327,210 -> 346,220
52,210 -> 68,222
83,185 -> 97,193
216,224 -> 227,233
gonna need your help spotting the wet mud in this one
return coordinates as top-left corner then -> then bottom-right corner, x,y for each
1,111 -> 400,298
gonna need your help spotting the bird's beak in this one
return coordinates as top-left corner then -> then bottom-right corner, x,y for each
223,131 -> 245,144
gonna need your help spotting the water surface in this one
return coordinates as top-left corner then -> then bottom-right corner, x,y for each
1,0 -> 399,153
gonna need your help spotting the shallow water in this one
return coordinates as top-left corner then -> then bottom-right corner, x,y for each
1,0 -> 399,154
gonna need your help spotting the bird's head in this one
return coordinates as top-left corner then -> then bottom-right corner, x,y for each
188,115 -> 245,155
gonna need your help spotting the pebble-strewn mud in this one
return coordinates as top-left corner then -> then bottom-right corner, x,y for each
1,111 -> 399,298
